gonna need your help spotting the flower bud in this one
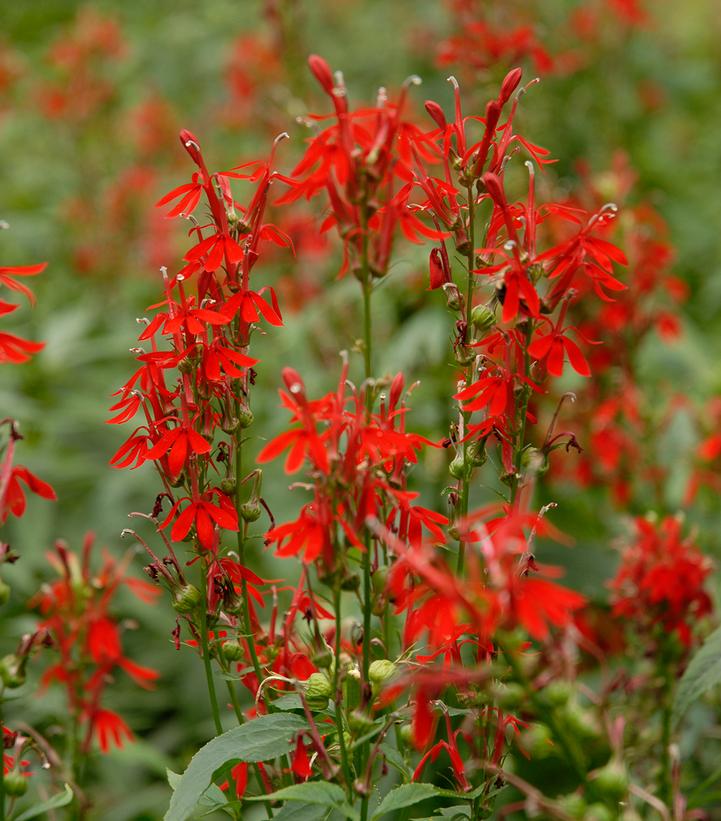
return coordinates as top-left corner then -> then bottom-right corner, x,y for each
0,655 -> 25,689
466,439 -> 487,468
585,804 -> 614,821
308,54 -> 334,95
240,501 -> 262,522
221,640 -> 244,662
220,477 -> 237,495
449,453 -> 472,480
556,793 -> 587,820
592,760 -> 629,802
221,417 -> 240,433
424,100 -> 447,130
304,672 -> 332,710
542,680 -> 574,709
520,723 -> 554,759
348,708 -> 375,734
237,406 -> 254,429
312,648 -> 333,669
471,304 -> 496,334
3,769 -> 27,797
368,659 -> 396,687
172,584 -> 202,614
179,129 -> 203,166
499,67 -> 523,104
442,282 -> 463,312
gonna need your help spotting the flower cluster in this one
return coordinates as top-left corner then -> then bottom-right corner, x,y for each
32,535 -> 160,752
610,516 -> 713,648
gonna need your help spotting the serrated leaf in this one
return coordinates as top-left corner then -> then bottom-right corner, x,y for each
272,693 -> 304,711
165,713 -> 307,821
247,782 -> 346,805
673,625 -> 721,726
247,783 -> 357,819
371,783 -> 438,819
15,784 -> 74,821
273,803 -> 332,821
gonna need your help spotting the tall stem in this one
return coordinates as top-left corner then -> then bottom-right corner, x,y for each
456,183 -> 477,575
359,203 -> 373,821
199,562 -> 223,735
233,393 -> 269,711
333,584 -> 354,792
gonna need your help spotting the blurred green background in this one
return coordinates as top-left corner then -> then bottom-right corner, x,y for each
2,0 -> 721,816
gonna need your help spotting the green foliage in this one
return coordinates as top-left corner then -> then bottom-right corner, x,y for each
673,625 -> 721,726
165,714 -> 307,821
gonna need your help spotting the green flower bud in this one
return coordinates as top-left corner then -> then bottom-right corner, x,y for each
399,724 -> 413,746
592,759 -> 629,802
585,804 -> 614,821
521,723 -> 555,759
348,709 -> 376,735
172,584 -> 202,614
0,655 -> 25,689
220,477 -> 237,495
221,641 -> 244,662
556,794 -> 587,820
3,769 -> 27,797
449,453 -> 471,480
312,648 -> 333,669
492,681 -> 525,710
238,406 -> 254,429
542,680 -> 574,709
221,417 -> 240,433
304,672 -> 332,710
368,659 -> 396,687
471,304 -> 496,334
240,501 -> 262,522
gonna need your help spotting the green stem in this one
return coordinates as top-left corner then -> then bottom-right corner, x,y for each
199,562 -> 223,736
359,202 -> 373,821
333,585 -> 354,793
233,407 -> 268,709
456,183 -> 477,575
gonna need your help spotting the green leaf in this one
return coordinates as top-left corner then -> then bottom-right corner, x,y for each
15,784 -> 74,821
371,783 -> 438,819
273,803 -> 332,821
247,783 -> 346,805
165,713 -> 307,821
247,783 -> 357,819
673,625 -> 721,725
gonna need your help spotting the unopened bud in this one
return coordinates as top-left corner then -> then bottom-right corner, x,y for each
172,584 -> 202,614
304,672 -> 332,710
220,477 -> 237,495
3,769 -> 27,797
0,655 -> 25,689
471,304 -> 496,334
237,406 -> 254,429
442,282 -> 463,312
368,659 -> 396,687
221,640 -> 244,662
240,501 -> 261,522
424,100 -> 447,130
